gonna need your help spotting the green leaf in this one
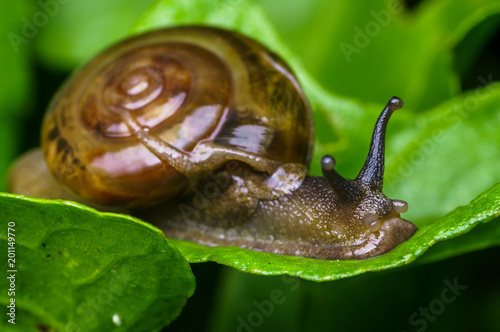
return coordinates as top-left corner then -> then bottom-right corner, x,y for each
417,215 -> 500,265
384,83 -> 500,223
0,194 -> 195,331
171,183 -> 500,281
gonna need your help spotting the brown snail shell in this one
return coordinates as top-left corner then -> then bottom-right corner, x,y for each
41,26 -> 312,207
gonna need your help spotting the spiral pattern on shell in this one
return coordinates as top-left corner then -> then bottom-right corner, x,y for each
42,26 -> 313,207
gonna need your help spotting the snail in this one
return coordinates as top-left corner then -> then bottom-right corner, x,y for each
8,26 -> 417,260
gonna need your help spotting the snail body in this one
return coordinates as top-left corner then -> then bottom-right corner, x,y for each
8,26 -> 417,260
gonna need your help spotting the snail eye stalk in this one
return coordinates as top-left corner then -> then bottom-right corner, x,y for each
321,155 -> 362,204
356,96 -> 403,190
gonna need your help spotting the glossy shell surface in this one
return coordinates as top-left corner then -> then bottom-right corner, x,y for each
42,26 -> 313,206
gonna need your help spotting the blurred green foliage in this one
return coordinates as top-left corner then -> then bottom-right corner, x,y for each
260,0 -> 500,111
0,1 -> 32,191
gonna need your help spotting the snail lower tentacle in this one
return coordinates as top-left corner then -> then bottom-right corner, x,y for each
7,26 -> 417,260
